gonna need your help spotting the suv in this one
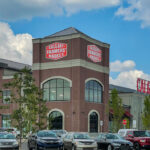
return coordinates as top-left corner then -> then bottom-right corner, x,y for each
125,130 -> 150,150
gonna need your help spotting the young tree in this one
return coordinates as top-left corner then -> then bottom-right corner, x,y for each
3,67 -> 48,146
109,89 -> 124,132
142,95 -> 150,130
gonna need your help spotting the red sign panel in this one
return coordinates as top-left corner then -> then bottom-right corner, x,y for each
87,45 -> 102,62
46,42 -> 67,60
137,78 -> 150,94
122,119 -> 127,125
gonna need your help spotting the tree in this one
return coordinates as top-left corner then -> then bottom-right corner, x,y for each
142,95 -> 150,130
109,89 -> 124,132
3,67 -> 48,147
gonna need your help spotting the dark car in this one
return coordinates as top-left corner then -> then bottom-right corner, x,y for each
28,130 -> 63,150
95,133 -> 133,150
0,132 -> 19,150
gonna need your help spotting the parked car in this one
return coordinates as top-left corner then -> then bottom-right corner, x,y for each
63,132 -> 97,150
0,132 -> 19,150
28,130 -> 63,150
125,130 -> 150,150
0,127 -> 20,138
118,129 -> 137,138
95,133 -> 133,150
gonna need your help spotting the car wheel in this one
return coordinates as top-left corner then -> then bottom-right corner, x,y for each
107,144 -> 113,150
134,142 -> 141,150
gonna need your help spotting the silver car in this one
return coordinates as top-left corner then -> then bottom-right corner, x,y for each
63,132 -> 97,150
0,132 -> 19,150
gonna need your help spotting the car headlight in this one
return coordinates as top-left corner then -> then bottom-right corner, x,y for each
58,139 -> 63,143
112,143 -> 121,146
13,141 -> 19,145
140,140 -> 146,143
92,142 -> 97,145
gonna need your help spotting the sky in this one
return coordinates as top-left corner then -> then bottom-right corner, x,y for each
0,0 -> 150,90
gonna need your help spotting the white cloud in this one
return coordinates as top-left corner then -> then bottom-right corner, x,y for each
110,60 -> 136,72
0,22 -> 32,65
110,60 -> 150,89
116,0 -> 150,28
0,0 -> 120,21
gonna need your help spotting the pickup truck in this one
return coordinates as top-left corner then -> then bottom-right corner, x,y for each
125,130 -> 150,150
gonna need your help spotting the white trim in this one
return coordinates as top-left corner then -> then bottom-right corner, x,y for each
2,76 -> 14,79
88,110 -> 100,133
40,76 -> 72,88
32,59 -> 109,75
47,108 -> 65,130
85,78 -> 104,91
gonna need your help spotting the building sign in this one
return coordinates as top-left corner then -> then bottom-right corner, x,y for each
87,45 -> 102,62
137,78 -> 150,94
46,42 -> 67,60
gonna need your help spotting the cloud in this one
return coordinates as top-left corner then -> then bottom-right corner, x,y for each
110,60 -> 150,89
110,60 -> 136,72
0,22 -> 32,65
116,0 -> 150,28
0,0 -> 120,21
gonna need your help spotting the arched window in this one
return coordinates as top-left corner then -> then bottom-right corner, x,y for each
48,111 -> 63,130
43,78 -> 71,101
89,112 -> 98,132
85,80 -> 103,103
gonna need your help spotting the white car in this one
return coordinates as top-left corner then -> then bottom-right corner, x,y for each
118,129 -> 137,138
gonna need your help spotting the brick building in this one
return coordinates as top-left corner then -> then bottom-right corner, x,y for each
0,59 -> 31,127
32,27 -> 110,132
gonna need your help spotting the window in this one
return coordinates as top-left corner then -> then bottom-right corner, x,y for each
85,80 -> 103,103
49,111 -> 63,130
89,112 -> 98,133
2,115 -> 11,128
43,79 -> 71,101
2,90 -> 11,104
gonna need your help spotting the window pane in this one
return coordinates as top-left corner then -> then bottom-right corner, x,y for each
43,89 -> 49,101
50,80 -> 56,88
64,88 -> 70,100
57,79 -> 63,88
3,90 -> 11,104
94,89 -> 98,102
57,88 -> 63,100
64,80 -> 70,87
43,82 -> 49,88
2,115 -> 11,128
94,81 -> 98,90
98,91 -> 102,103
90,81 -> 94,88
89,89 -> 93,102
50,88 -> 56,101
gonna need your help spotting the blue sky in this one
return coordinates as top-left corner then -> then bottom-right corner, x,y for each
0,0 -> 150,89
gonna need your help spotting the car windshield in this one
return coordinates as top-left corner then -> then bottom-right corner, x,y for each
53,130 -> 66,135
73,133 -> 90,139
134,131 -> 149,137
37,131 -> 57,138
0,133 -> 15,139
106,134 -> 122,140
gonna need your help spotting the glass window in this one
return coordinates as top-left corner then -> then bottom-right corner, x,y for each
90,112 -> 98,133
2,115 -> 11,128
2,90 -> 11,104
43,78 -> 71,101
49,111 -> 63,130
85,80 -> 103,103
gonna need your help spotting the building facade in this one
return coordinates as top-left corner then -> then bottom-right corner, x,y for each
32,27 -> 110,132
0,59 -> 31,128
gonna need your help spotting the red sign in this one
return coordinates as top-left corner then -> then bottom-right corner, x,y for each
87,45 -> 102,62
137,78 -> 150,94
46,42 -> 67,60
122,119 -> 127,125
